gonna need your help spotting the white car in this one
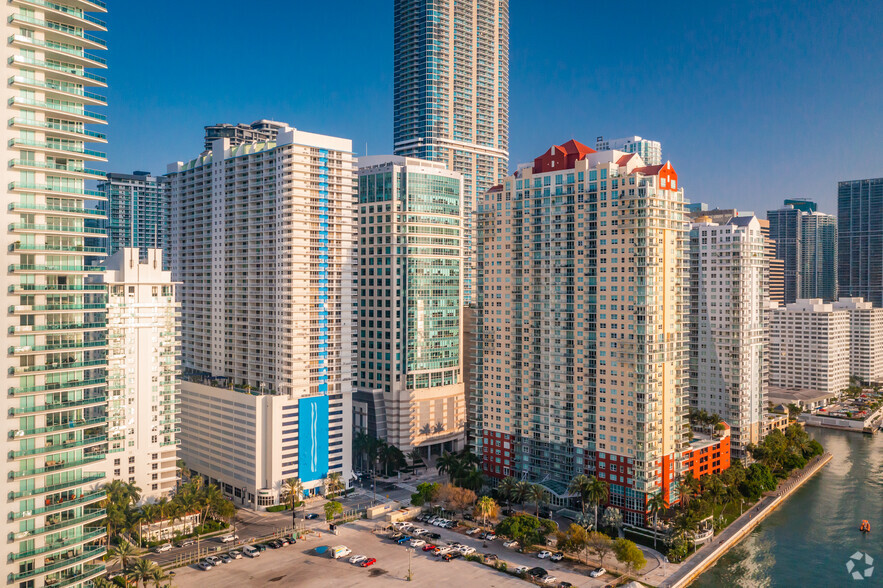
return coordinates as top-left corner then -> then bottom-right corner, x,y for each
219,534 -> 239,543
153,543 -> 173,553
467,528 -> 482,536
541,575 -> 558,585
514,566 -> 529,575
410,539 -> 426,548
412,528 -> 427,536
503,540 -> 518,548
458,546 -> 475,555
537,550 -> 552,559
349,554 -> 368,564
242,545 -> 259,558
550,552 -> 564,562
228,550 -> 242,559
589,567 -> 606,578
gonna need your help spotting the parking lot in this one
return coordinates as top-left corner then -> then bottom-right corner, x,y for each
171,518 -> 610,588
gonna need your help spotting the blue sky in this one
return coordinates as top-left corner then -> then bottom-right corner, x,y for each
103,1 -> 881,214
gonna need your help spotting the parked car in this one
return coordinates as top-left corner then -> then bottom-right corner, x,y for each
514,566 -> 529,575
425,532 -> 441,540
484,532 -> 496,540
528,567 -> 548,578
463,513 -> 474,521
229,550 -> 242,559
395,536 -> 412,545
458,546 -> 475,555
589,567 -> 606,578
442,551 -> 461,561
432,546 -> 453,557
360,558 -> 377,568
422,544 -> 436,552
503,540 -> 518,548
254,544 -> 268,552
558,582 -> 573,588
349,554 -> 368,564
537,550 -> 552,559
306,513 -> 319,520
219,534 -> 239,543
467,528 -> 482,536
268,540 -> 282,549
541,575 -> 558,585
197,561 -> 213,571
205,556 -> 221,566
390,532 -> 404,541
550,552 -> 564,562
176,539 -> 195,548
153,543 -> 173,553
218,554 -> 233,564
242,546 -> 259,558
410,539 -> 426,548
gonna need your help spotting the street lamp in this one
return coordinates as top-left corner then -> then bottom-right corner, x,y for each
407,547 -> 413,581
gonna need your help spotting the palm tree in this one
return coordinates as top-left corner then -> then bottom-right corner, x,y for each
108,539 -> 140,572
647,492 -> 668,548
282,477 -> 303,510
460,467 -> 484,492
149,566 -> 170,588
497,476 -> 518,509
200,485 -> 223,524
458,449 -> 481,470
128,558 -> 159,588
436,451 -> 461,484
474,495 -> 499,528
155,497 -> 170,542
139,504 -> 159,542
567,474 -> 593,518
513,480 -> 531,510
586,476 -> 609,531
527,484 -> 546,517
92,578 -> 115,588
325,472 -> 344,498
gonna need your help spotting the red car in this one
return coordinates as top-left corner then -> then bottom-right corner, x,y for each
361,558 -> 377,568
422,544 -> 436,552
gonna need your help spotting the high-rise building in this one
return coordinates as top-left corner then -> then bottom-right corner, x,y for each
689,216 -> 767,460
353,155 -> 466,454
474,140 -> 690,524
202,119 -> 287,151
799,211 -> 838,301
393,0 -> 509,305
767,205 -> 802,303
595,136 -> 663,166
169,126 -> 356,507
104,249 -> 180,503
767,299 -> 850,394
2,1 -> 110,585
98,171 -> 170,266
758,219 -> 785,305
784,198 -> 816,213
838,178 -> 883,307
832,298 -> 883,384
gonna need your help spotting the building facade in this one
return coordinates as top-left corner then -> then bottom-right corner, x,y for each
98,171 -> 170,266
393,0 -> 509,305
767,205 -> 802,303
594,136 -> 662,166
767,299 -> 850,394
689,216 -> 767,460
104,249 -> 179,503
838,178 -> 883,307
354,156 -> 466,454
2,2 -> 110,586
799,211 -> 837,301
202,119 -> 287,151
758,219 -> 785,305
683,425 -> 731,481
832,297 -> 883,384
169,125 -> 355,506
474,141 -> 689,525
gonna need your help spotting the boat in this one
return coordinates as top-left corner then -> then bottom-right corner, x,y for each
860,520 -> 871,533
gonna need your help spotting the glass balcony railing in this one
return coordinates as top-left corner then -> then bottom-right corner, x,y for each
10,202 -> 106,215
10,415 -> 105,438
9,159 -> 107,177
12,303 -> 106,312
12,455 -> 106,479
9,264 -> 105,272
52,564 -> 106,588
10,490 -> 105,521
8,14 -> 106,48
9,117 -> 107,140
15,0 -> 107,28
9,434 -> 106,457
13,358 -> 107,374
9,35 -> 107,66
9,528 -> 106,560
9,395 -> 106,415
8,471 -> 105,499
11,340 -> 108,354
9,97 -> 107,121
12,244 -> 107,254
12,546 -> 106,581
9,223 -> 105,235
9,139 -> 107,158
9,377 -> 105,396
9,55 -> 107,85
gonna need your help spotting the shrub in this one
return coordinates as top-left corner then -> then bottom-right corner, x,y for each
266,505 -> 287,512
495,561 -> 507,572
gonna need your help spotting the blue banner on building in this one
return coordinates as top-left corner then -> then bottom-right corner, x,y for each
298,396 -> 329,483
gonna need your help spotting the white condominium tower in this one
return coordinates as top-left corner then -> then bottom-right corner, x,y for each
354,156 -> 466,455
169,126 -> 356,506
595,136 -> 663,166
3,1 -> 109,586
475,141 -> 689,525
104,248 -> 180,503
394,0 -> 509,304
831,297 -> 883,383
689,216 -> 767,460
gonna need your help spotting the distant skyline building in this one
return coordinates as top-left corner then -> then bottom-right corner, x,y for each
104,248 -> 180,503
474,140 -> 690,525
767,201 -> 838,303
838,178 -> 883,307
353,155 -> 466,455
98,171 -> 170,267
689,216 -> 767,460
758,219 -> 786,305
832,298 -> 883,384
784,198 -> 816,213
202,119 -> 287,151
169,125 -> 356,506
595,136 -> 662,165
393,0 -> 510,304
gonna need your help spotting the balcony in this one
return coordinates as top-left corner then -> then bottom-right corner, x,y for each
10,76 -> 107,106
9,117 -> 107,142
9,96 -> 106,123
13,509 -> 105,540
50,563 -> 106,588
8,55 -> 106,87
10,264 -> 105,274
9,415 -> 105,439
10,158 -> 107,179
9,223 -> 105,237
9,377 -> 105,396
10,284 -> 106,294
10,202 -> 106,216
9,34 -> 106,68
12,456 -> 106,480
8,13 -> 106,49
11,340 -> 108,355
8,396 -> 107,416
11,545 -> 106,582
12,243 -> 107,255
12,359 -> 107,375
11,303 -> 106,313
10,488 -> 106,520
8,471 -> 105,499
12,0 -> 108,30
9,138 -> 107,161
9,528 -> 105,560
9,179 -> 105,197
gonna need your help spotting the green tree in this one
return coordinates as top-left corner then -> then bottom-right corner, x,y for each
601,506 -> 623,536
497,476 -> 518,509
149,565 -> 170,588
324,500 -> 343,522
108,539 -> 140,571
474,495 -> 499,528
324,472 -> 344,498
586,476 -> 609,531
282,477 -> 303,510
587,531 -> 613,564
495,513 -> 552,549
527,484 -> 546,517
567,474 -> 593,518
513,480 -> 532,510
647,492 -> 668,548
436,451 -> 461,483
411,482 -> 439,508
555,523 -> 589,563
128,558 -> 159,588
614,538 -> 647,573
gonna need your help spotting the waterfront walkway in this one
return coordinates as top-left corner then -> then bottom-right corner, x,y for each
659,452 -> 833,588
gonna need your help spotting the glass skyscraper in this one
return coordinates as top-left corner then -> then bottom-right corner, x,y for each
768,201 -> 838,302
839,178 -> 883,307
393,0 -> 509,304
98,171 -> 170,267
